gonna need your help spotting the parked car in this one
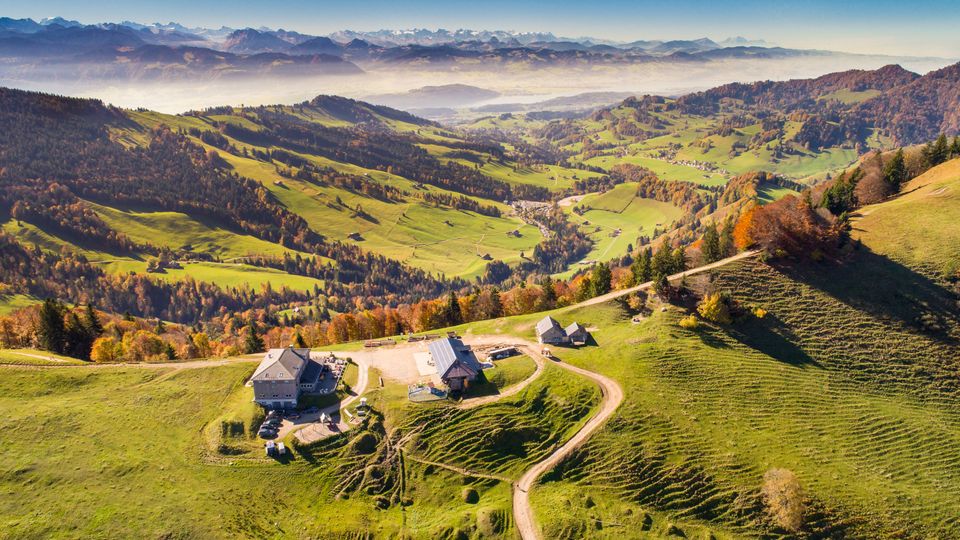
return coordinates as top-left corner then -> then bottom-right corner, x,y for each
286,413 -> 301,420
258,428 -> 277,439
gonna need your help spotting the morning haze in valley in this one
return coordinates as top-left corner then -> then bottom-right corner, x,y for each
1,0 -> 959,538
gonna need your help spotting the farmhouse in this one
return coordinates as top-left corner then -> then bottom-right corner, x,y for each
428,337 -> 481,391
250,347 -> 323,409
536,316 -> 568,344
536,316 -> 591,346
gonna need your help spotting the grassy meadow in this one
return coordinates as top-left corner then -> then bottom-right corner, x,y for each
0,345 -> 596,538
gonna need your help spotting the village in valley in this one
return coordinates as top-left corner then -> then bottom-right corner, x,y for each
246,315 -> 592,453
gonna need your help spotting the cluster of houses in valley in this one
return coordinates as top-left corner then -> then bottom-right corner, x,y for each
536,316 -> 590,346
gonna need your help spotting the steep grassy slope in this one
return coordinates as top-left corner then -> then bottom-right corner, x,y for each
125,106 -> 551,281
513,172 -> 960,537
853,157 -> 960,276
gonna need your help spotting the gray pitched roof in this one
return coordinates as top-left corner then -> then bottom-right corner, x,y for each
536,316 -> 563,336
251,348 -> 310,381
565,322 -> 586,336
428,338 -> 480,379
299,358 -> 323,384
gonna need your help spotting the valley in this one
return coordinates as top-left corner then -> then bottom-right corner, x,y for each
1,10 -> 960,538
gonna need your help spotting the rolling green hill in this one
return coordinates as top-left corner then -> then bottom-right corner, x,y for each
514,162 -> 960,537
0,149 -> 958,538
853,157 -> 960,276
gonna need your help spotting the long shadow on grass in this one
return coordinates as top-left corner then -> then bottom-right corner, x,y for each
460,370 -> 500,399
725,313 -> 820,368
776,249 -> 959,345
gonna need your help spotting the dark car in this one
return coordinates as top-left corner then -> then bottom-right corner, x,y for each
258,428 -> 277,439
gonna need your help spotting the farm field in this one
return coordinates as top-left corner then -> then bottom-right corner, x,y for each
133,110 -> 545,281
91,204 -> 309,261
585,153 -> 729,187
0,294 -> 39,316
562,183 -> 684,272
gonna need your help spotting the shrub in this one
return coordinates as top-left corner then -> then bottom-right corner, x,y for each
476,508 -> 505,536
678,315 -> 700,329
697,293 -> 732,324
349,432 -> 378,455
461,488 -> 479,504
762,468 -> 804,532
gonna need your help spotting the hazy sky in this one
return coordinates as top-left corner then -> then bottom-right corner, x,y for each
2,0 -> 959,57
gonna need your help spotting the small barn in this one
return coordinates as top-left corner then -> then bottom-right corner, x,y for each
565,322 -> 590,345
536,316 -> 568,344
428,338 -> 481,391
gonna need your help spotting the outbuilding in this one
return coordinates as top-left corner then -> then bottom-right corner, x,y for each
565,322 -> 590,345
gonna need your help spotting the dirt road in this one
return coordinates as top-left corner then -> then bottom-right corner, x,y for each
570,250 -> 758,309
289,354 -> 370,443
512,353 -> 624,540
458,344 -> 545,410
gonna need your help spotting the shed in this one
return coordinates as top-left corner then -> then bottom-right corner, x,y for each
564,322 -> 590,345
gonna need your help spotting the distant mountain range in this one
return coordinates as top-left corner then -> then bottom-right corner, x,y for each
0,17 -> 949,82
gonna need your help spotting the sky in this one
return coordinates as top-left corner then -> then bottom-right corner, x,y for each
1,0 -> 959,57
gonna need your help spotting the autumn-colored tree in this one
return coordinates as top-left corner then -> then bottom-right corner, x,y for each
121,330 -> 166,362
191,332 -> 213,358
749,195 -> 840,257
697,293 -> 732,324
733,206 -> 757,250
90,336 -> 123,363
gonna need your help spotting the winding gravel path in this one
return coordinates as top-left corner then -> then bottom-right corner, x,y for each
512,354 -> 624,540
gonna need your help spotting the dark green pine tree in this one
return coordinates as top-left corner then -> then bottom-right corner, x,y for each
702,225 -> 722,263
883,148 -> 908,191
673,246 -> 688,273
925,134 -> 950,166
951,136 -> 960,158
36,299 -> 66,354
540,276 -> 557,307
243,323 -> 265,354
719,219 -> 735,257
84,304 -> 103,336
489,288 -> 503,319
631,248 -> 653,283
591,262 -> 612,297
444,291 -> 463,326
64,312 -> 95,360
651,244 -> 675,278
293,330 -> 307,349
